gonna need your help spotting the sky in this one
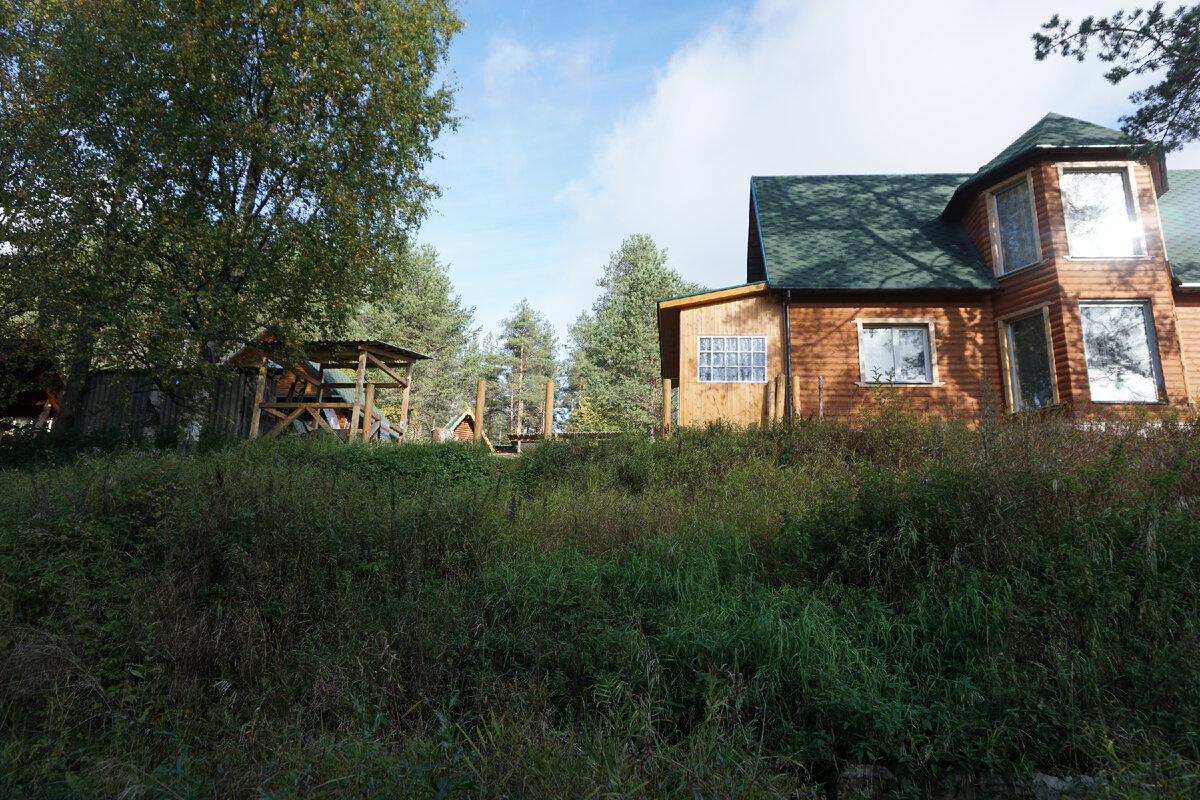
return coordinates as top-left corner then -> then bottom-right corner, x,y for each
416,0 -> 1200,346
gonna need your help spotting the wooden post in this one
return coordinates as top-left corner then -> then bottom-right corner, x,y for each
399,362 -> 413,442
543,381 -> 554,439
474,380 -> 486,445
349,351 -> 367,442
662,378 -> 672,439
775,376 -> 785,421
765,379 -> 776,424
248,359 -> 268,440
362,382 -> 375,442
791,375 -> 801,421
818,376 -> 824,420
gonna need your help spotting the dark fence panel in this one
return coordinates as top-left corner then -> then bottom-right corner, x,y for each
77,372 -> 276,442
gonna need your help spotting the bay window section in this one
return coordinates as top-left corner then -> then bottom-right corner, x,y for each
991,176 -> 1040,273
698,335 -> 766,382
1004,311 -> 1057,411
1079,301 -> 1165,403
1059,168 -> 1145,258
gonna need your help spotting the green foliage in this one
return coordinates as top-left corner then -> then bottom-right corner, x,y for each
567,235 -> 703,433
1033,4 -> 1200,150
2,415 -> 1200,795
489,299 -> 558,437
0,0 -> 461,423
344,244 -> 486,439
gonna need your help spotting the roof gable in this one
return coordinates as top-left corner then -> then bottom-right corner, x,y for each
750,174 -> 996,291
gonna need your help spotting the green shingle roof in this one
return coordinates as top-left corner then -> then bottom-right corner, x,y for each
945,113 -> 1137,215
975,112 -> 1132,177
750,174 -> 996,290
1160,169 -> 1200,285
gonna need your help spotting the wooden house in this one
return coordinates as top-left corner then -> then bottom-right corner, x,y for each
658,113 -> 1200,426
437,411 -> 477,443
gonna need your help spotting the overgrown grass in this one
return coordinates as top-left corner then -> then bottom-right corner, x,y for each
1,415 -> 1198,797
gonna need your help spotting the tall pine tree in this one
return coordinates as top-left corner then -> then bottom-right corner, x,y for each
568,235 -> 702,433
490,300 -> 558,437
344,245 -> 484,440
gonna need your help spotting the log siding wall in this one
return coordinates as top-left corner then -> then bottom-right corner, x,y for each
787,294 -> 1002,419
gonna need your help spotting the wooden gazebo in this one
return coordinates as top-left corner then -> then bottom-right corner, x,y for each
248,340 -> 429,442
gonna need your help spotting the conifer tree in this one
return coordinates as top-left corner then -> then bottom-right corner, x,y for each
567,235 -> 702,433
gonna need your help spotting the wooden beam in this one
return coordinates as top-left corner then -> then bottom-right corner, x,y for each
362,382 -> 375,441
474,380 -> 486,444
314,381 -> 406,390
765,378 -> 776,423
775,376 -> 786,422
309,406 -> 335,434
259,402 -> 356,409
261,405 -> 306,440
249,359 -> 269,439
349,351 -> 367,442
791,375 -> 801,421
364,351 -> 410,386
399,362 -> 413,442
543,380 -> 554,439
662,378 -> 672,439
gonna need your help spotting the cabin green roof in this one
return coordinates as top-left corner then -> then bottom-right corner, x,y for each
944,113 -> 1138,215
1160,169 -> 1200,285
975,112 -> 1132,178
750,174 -> 996,291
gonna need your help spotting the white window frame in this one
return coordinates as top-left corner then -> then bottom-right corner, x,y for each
987,170 -> 1043,276
696,335 -> 768,383
1077,299 -> 1167,404
997,303 -> 1061,413
854,318 -> 943,386
1056,162 -> 1148,260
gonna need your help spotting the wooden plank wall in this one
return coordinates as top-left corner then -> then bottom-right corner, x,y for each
1174,293 -> 1200,404
77,372 -> 275,441
787,294 -> 1002,419
678,293 -> 787,426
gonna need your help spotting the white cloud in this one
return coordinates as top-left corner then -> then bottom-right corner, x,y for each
558,0 -> 1200,294
481,38 -> 538,95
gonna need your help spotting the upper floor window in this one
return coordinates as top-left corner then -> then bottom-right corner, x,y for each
989,174 -> 1041,274
1059,167 -> 1145,258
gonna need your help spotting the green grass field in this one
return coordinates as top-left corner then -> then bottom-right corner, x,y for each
2,411 -> 1199,797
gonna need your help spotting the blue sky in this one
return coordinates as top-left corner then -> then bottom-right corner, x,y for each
417,0 -> 1200,345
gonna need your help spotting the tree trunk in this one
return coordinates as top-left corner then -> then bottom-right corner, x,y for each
516,344 -> 525,434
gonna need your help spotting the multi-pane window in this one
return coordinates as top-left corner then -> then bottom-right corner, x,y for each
992,176 -> 1040,273
698,336 -> 766,382
1060,169 -> 1145,258
1079,301 -> 1164,403
859,325 -> 933,383
1005,311 -> 1056,411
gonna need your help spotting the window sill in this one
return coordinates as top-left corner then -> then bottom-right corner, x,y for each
855,381 -> 945,388
1062,254 -> 1151,262
996,260 -> 1047,279
1087,399 -> 1168,405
